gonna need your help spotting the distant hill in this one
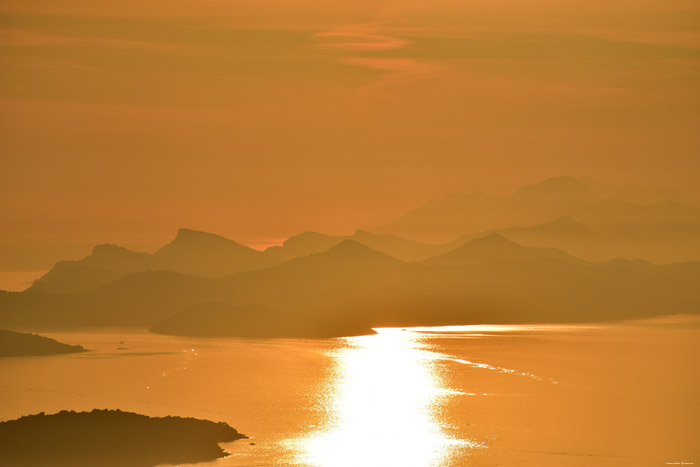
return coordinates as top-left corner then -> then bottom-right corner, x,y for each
372,176 -> 700,255
152,228 -> 270,276
0,409 -> 246,467
444,217 -> 605,261
373,190 -> 509,242
264,231 -> 343,263
28,264 -> 124,295
28,229 -> 275,295
425,233 -> 582,266
0,329 -> 84,357
510,175 -> 599,206
28,245 -> 152,294
2,236 -> 699,334
2,271 -> 227,328
350,230 -> 443,261
218,238 -> 700,328
442,215 -> 700,263
264,229 -> 443,263
582,177 -> 696,206
3,176 -> 700,336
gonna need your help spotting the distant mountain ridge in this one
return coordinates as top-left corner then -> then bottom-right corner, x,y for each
21,176 -> 700,300
425,233 -> 582,266
3,232 -> 699,336
373,175 -> 700,243
2,175 -> 699,337
28,228 -> 273,295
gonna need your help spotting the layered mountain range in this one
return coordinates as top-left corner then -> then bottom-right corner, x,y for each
1,176 -> 699,337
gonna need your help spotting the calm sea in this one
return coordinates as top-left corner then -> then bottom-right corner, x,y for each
1,317 -> 698,466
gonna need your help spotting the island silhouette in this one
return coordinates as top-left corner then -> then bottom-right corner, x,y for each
0,329 -> 85,357
0,409 -> 246,467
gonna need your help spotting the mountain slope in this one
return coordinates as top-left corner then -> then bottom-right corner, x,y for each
372,176 -> 700,262
425,233 -> 581,266
2,240 -> 699,333
152,228 -> 269,276
27,229 -> 277,295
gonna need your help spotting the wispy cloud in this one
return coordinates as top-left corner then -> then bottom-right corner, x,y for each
314,30 -> 410,51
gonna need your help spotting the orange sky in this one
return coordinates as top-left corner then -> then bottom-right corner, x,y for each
1,0 -> 699,266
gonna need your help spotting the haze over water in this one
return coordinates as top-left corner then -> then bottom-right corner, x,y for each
2,317 -> 697,467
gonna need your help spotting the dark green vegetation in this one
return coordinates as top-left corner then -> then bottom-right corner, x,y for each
0,329 -> 84,357
0,409 -> 246,467
1,177 -> 699,337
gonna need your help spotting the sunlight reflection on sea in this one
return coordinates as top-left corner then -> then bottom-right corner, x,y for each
292,329 -> 480,467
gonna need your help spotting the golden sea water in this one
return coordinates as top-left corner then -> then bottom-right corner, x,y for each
1,317 -> 698,466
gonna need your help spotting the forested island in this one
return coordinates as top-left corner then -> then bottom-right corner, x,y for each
0,409 -> 246,467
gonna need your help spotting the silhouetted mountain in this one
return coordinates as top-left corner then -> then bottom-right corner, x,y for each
451,216 -> 597,242
372,176 -> 700,262
3,172 -> 699,340
216,240 -> 422,328
28,265 -> 123,295
264,231 -> 343,263
217,237 -> 699,328
582,177 -> 696,206
153,228 -> 269,276
265,230 -> 444,263
28,245 -> 152,294
1,271 -> 227,328
151,302 -> 374,338
80,244 -> 152,272
28,229 -> 276,295
374,190 -> 505,241
514,215 -> 598,237
510,175 -> 599,206
2,238 -> 699,332
258,239 -> 405,277
445,216 -> 608,261
0,329 -> 84,357
0,409 -> 245,467
74,270 -> 227,326
426,233 -> 581,266
351,230 -> 442,261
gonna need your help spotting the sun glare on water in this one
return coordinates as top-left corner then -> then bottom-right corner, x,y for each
296,328 -> 477,467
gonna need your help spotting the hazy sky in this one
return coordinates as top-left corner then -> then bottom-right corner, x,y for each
2,0 -> 699,255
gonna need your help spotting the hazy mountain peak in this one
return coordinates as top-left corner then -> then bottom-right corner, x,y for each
91,244 -> 136,256
511,176 -> 598,204
152,228 -> 264,276
172,228 -> 241,244
155,229 -> 258,256
320,239 -> 402,263
83,244 -> 151,269
467,232 -> 516,247
283,231 -> 335,247
426,232 -> 578,266
329,238 -> 377,253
